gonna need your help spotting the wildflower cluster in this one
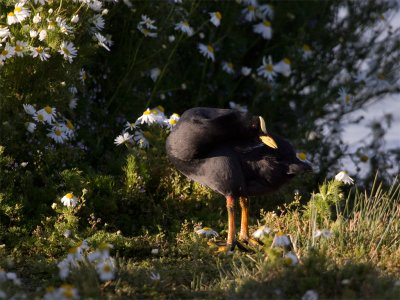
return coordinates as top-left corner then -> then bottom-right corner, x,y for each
56,240 -> 116,283
252,225 -> 299,266
1,0 -> 113,65
23,104 -> 74,144
114,106 -> 180,149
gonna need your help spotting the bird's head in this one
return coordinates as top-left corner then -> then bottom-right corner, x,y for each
258,116 -> 279,150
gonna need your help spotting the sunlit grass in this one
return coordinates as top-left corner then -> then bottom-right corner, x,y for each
1,176 -> 400,299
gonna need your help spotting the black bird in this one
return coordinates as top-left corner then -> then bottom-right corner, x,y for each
166,107 -> 311,250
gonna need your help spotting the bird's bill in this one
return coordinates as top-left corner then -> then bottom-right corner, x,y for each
260,135 -> 278,149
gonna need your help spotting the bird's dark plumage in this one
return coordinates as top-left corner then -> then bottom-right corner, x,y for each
166,107 -> 311,250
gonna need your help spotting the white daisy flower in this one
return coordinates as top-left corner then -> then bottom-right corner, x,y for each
56,17 -> 73,34
69,98 -> 78,110
252,225 -> 272,239
133,131 -> 149,148
271,232 -> 292,248
137,24 -> 158,38
284,251 -> 299,266
31,46 -> 51,61
47,19 -> 56,30
48,126 -> 67,143
253,20 -> 272,40
26,122 -> 36,133
314,229 -> 333,239
59,41 -> 78,63
149,272 -> 160,281
149,67 -> 161,82
60,120 -> 74,138
241,5 -> 257,22
95,33 -> 111,51
140,15 -> 157,30
114,132 -> 133,146
0,43 -> 15,62
337,87 -> 353,105
14,40 -> 27,57
229,101 -> 248,113
302,290 -> 318,300
174,21 -> 194,37
209,11 -> 222,27
92,14 -> 105,31
168,35 -> 175,42
96,258 -> 116,281
37,106 -> 56,124
61,193 -> 78,207
7,12 -> 18,25
67,240 -> 89,261
164,118 -> 178,129
258,4 -> 274,19
241,66 -> 252,76
334,171 -> 354,185
124,121 -> 137,131
0,27 -> 10,41
57,260 -> 70,280
88,242 -> 113,262
195,227 -> 218,238
89,0 -> 103,12
29,30 -> 38,38
39,29 -> 47,41
222,61 -> 235,75
135,108 -> 157,125
71,14 -> 79,23
302,44 -> 313,59
33,111 -> 46,123
170,113 -> 180,121
257,56 -> 276,81
274,58 -> 291,77
33,13 -> 41,24
13,3 -> 30,23
198,43 -> 215,62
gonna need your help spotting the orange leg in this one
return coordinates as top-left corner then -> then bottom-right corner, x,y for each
239,197 -> 249,241
226,195 -> 236,249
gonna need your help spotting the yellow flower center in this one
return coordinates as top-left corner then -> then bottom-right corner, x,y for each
14,7 -> 22,13
297,152 -> 307,161
248,5 -> 255,12
66,193 -> 73,199
98,242 -> 110,251
46,286 -> 56,293
303,44 -> 311,52
215,11 -> 222,20
143,110 -> 151,115
151,109 -> 159,115
265,64 -> 273,72
63,288 -> 75,299
203,227 -> 212,231
172,113 -> 180,118
183,21 -> 189,27
36,47 -> 44,53
227,62 -> 234,69
1,50 -> 8,56
157,105 -> 165,112
263,20 -> 271,27
44,106 -> 52,114
55,129 -> 62,136
169,119 -> 177,125
15,45 -> 22,52
66,120 -> 74,129
38,114 -> 44,121
360,155 -> 368,162
68,246 -> 78,254
283,58 -> 291,65
207,45 -> 214,53
345,95 -> 351,103
103,264 -> 112,273
63,47 -> 70,55
8,12 -> 15,17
